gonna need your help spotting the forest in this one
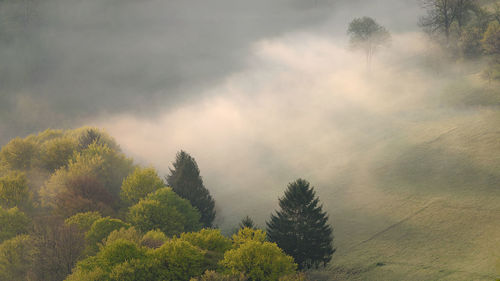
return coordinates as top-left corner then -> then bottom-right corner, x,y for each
2,0 -> 500,280
0,127 -> 333,280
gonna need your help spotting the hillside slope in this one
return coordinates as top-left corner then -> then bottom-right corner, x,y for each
315,93 -> 500,280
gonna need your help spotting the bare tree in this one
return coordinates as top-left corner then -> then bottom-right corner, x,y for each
419,0 -> 478,42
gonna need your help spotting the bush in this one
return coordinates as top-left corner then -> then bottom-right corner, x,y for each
120,167 -> 164,205
85,217 -> 130,255
151,239 -> 206,281
0,207 -> 30,243
65,211 -> 103,232
141,230 -> 168,249
190,270 -> 247,281
232,228 -> 266,247
0,235 -> 35,281
0,171 -> 32,210
103,227 -> 142,246
220,240 -> 296,281
128,187 -> 201,236
181,229 -> 232,254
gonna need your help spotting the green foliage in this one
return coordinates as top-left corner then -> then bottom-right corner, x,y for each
72,127 -> 120,152
39,136 -> 78,172
267,179 -> 335,270
76,142 -> 135,197
0,235 -> 35,281
103,227 -> 142,246
0,137 -> 38,171
181,229 -> 232,254
85,217 -> 130,255
67,238 -> 206,281
128,187 -> 201,236
67,239 -> 147,281
220,240 -> 296,281
65,211 -> 103,232
41,142 -> 134,216
0,171 -> 32,210
232,228 -> 266,247
191,270 -> 247,281
120,166 -> 164,205
141,230 -> 168,249
482,21 -> 500,54
167,151 -> 216,228
347,17 -> 390,64
0,207 -> 30,243
151,238 -> 206,280
459,26 -> 484,57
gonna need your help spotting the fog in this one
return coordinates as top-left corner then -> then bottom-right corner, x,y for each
1,0 -> 437,229
95,30 -> 451,229
0,0 -> 420,143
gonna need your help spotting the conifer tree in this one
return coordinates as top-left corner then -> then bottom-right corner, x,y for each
266,179 -> 335,270
238,215 -> 255,230
166,151 -> 215,228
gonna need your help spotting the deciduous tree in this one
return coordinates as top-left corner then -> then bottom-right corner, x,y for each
347,17 -> 390,67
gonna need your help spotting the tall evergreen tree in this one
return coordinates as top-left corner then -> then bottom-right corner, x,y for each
238,215 -> 255,230
166,151 -> 215,228
266,179 -> 335,270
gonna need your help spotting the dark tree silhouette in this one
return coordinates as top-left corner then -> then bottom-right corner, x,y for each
166,151 -> 215,228
267,179 -> 335,270
238,216 -> 255,230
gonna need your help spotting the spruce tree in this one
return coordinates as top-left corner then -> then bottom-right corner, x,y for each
238,215 -> 255,230
166,151 -> 216,228
266,178 -> 335,269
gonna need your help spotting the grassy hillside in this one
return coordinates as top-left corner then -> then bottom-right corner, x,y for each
311,74 -> 500,280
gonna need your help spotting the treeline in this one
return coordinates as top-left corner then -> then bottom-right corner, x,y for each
419,0 -> 500,79
0,127 -> 334,281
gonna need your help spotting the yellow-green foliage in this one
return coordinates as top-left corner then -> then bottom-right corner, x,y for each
103,227 -> 142,247
482,21 -> 500,54
191,270 -> 248,281
120,166 -> 164,205
65,211 -> 103,232
141,230 -> 168,249
231,228 -> 266,247
39,136 -> 78,172
40,142 -> 134,215
67,238 -> 206,281
0,207 -> 30,243
0,137 -> 38,171
181,229 -> 232,254
0,171 -> 32,209
220,240 -> 296,281
73,142 -> 134,197
85,217 -> 130,255
128,187 -> 201,236
0,235 -> 35,281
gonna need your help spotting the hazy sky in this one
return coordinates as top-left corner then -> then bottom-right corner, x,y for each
0,0 -> 431,230
0,0 -> 422,144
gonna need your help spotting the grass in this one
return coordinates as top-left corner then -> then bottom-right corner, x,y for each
306,75 -> 500,280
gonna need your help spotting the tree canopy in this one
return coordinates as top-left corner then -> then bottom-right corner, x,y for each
347,17 -> 390,66
128,187 -> 201,236
120,167 -> 164,205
